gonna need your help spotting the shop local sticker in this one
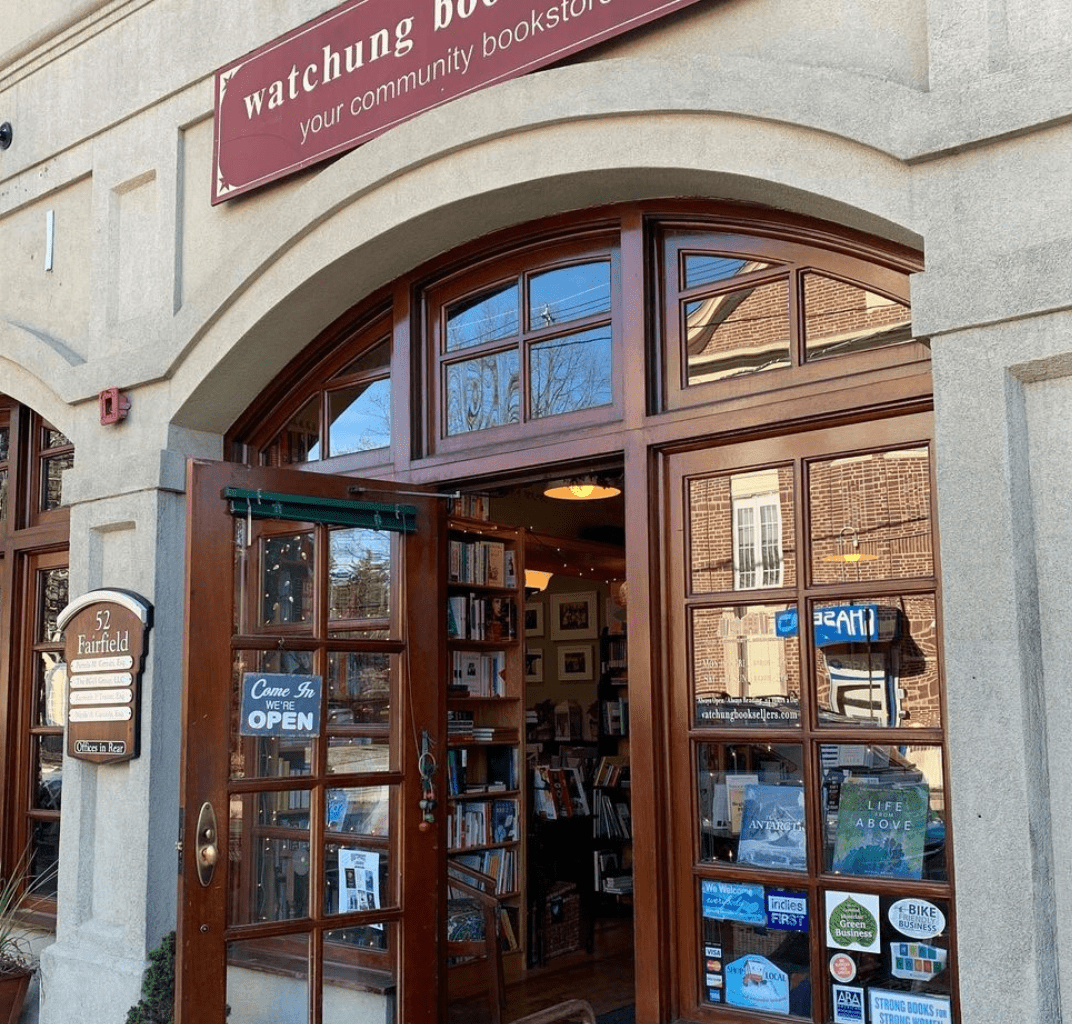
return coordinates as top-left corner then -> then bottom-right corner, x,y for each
702,880 -> 766,925
832,985 -> 865,1024
889,897 -> 945,939
725,955 -> 790,1015
890,941 -> 948,981
826,890 -> 881,953
829,952 -> 857,983
869,989 -> 951,1024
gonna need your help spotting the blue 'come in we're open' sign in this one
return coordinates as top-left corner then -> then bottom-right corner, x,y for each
240,673 -> 323,736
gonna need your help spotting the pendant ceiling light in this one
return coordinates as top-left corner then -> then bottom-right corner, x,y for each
543,477 -> 621,501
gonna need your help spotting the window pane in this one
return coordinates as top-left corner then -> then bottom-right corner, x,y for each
811,596 -> 941,729
693,605 -> 801,728
261,533 -> 315,628
325,844 -> 392,922
36,652 -> 68,727
529,326 -> 613,419
0,423 -> 9,461
271,395 -> 320,464
823,893 -> 952,1018
327,379 -> 390,455
335,338 -> 390,378
326,786 -> 391,840
445,282 -> 519,352
684,254 -> 776,291
42,427 -> 70,449
821,743 -> 947,882
803,274 -> 912,360
227,934 -> 309,1023
700,880 -> 811,1016
34,734 -> 63,811
689,468 -> 796,593
229,793 -> 311,923
696,743 -> 805,869
0,468 -> 7,523
329,529 -> 391,629
527,261 -> 611,330
809,448 -> 933,584
39,566 -> 69,642
230,649 -> 315,781
445,350 -> 520,435
684,280 -> 790,386
31,820 -> 60,898
41,450 -> 73,511
326,652 -> 394,773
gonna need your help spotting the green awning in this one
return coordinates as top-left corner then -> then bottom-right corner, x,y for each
224,487 -> 418,533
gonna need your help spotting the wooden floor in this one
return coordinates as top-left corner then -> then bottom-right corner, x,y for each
448,916 -> 635,1023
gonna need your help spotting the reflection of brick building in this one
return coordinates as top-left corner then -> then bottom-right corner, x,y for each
686,273 -> 911,382
688,451 -> 938,727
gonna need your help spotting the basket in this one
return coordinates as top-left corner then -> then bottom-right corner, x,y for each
542,882 -> 581,959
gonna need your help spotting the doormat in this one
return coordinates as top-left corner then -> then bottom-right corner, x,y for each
596,1008 -> 635,1024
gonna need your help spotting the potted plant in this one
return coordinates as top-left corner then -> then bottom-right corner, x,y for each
0,851 -> 51,1024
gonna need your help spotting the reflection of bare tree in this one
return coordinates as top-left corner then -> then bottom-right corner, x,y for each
330,530 -> 391,620
530,328 -> 611,419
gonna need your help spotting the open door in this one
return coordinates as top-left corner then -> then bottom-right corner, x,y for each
177,460 -> 446,1024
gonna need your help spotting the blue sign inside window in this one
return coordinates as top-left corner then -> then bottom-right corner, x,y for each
240,672 -> 322,736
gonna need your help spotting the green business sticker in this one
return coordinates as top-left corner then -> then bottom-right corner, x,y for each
826,891 -> 881,953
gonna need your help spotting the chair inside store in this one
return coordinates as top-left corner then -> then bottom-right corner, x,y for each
447,861 -> 507,1024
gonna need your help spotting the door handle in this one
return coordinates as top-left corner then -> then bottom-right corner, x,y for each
195,801 -> 219,887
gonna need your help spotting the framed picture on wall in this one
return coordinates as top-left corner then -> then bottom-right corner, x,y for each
557,644 -> 594,682
524,601 -> 545,638
550,592 -> 598,641
525,648 -> 544,683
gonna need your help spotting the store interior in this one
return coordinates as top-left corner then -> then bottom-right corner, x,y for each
446,466 -> 635,1022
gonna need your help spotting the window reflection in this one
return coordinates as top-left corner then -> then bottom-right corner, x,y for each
527,261 -> 610,330
446,282 -> 519,352
328,379 -> 390,455
803,273 -> 912,360
684,280 -> 790,386
693,605 -> 801,728
329,529 -> 392,625
684,254 -> 776,290
528,326 -> 612,419
445,349 -> 520,435
809,448 -> 933,584
690,467 -> 796,594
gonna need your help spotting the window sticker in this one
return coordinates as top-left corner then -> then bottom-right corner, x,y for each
725,954 -> 790,1015
869,990 -> 951,1024
888,897 -> 945,939
766,889 -> 808,931
829,952 -> 857,983
832,985 -> 865,1024
702,880 -> 766,925
825,891 -> 881,953
890,941 -> 947,981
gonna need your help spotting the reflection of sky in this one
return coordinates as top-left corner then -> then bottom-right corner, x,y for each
329,380 -> 390,454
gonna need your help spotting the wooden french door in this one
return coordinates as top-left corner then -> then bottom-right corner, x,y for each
177,460 -> 446,1024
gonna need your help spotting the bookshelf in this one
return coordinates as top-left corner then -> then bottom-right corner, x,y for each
445,503 -> 526,985
593,629 -> 632,901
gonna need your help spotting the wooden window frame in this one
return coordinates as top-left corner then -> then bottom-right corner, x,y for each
0,399 -> 71,928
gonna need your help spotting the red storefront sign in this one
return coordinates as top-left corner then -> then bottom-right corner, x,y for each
213,0 -> 708,203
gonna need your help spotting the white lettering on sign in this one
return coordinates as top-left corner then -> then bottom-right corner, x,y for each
70,706 -> 133,723
76,628 -> 131,656
71,655 -> 134,673
70,671 -> 133,689
69,688 -> 133,705
246,709 -> 316,732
